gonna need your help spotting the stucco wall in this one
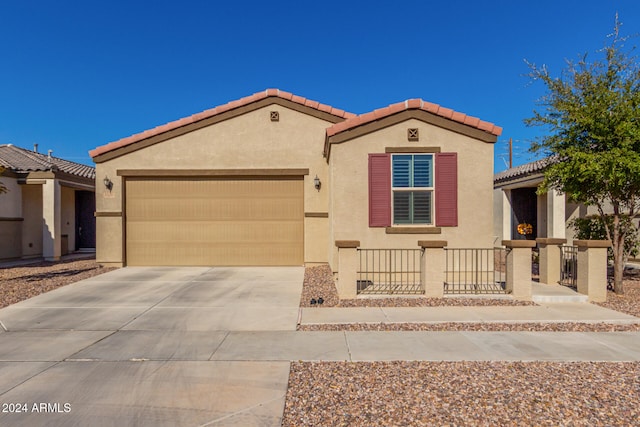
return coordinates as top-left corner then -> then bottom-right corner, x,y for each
0,177 -> 23,259
0,177 -> 22,217
95,104 -> 333,265
492,188 -> 506,244
22,184 -> 43,258
329,118 -> 495,269
537,193 -> 547,238
0,220 -> 21,259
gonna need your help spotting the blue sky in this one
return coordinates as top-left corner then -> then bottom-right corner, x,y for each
1,1 -> 638,171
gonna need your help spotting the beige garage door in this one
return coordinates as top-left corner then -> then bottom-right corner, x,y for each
125,177 -> 303,266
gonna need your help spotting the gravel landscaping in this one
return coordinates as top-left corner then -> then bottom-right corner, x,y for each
597,277 -> 640,318
300,264 -> 536,308
286,264 -> 640,426
283,361 -> 640,427
0,258 -> 115,308
299,321 -> 640,332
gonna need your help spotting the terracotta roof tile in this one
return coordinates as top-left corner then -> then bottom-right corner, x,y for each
291,95 -> 306,104
304,100 -> 320,109
317,103 -> 333,113
422,101 -> 439,113
438,107 -> 454,119
372,107 -> 387,119
90,89 -> 355,159
329,107 -> 346,117
477,120 -> 494,133
451,111 -> 466,122
326,99 -> 502,138
406,99 -> 422,109
0,144 -> 95,179
387,103 -> 406,115
277,90 -> 293,100
463,116 -> 480,127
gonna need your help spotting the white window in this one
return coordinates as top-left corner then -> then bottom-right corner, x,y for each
391,154 -> 434,224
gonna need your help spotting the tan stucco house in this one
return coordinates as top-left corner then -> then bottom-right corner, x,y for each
0,144 -> 96,261
90,89 -> 502,269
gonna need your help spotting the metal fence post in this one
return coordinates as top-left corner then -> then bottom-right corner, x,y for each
418,240 -> 447,298
536,238 -> 567,285
502,240 -> 536,301
575,240 -> 611,302
335,240 -> 359,299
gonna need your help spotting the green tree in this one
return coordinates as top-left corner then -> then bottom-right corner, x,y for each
570,215 -> 640,262
525,17 -> 640,294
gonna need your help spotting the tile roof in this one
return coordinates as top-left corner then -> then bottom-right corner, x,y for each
90,89 -> 357,159
326,99 -> 503,138
493,157 -> 552,184
0,144 -> 95,179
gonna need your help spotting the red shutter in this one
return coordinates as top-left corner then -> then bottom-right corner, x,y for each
435,152 -> 458,227
368,153 -> 391,227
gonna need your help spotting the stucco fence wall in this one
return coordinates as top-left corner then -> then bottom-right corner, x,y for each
335,239 -> 610,302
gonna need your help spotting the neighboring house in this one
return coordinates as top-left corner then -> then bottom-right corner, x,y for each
0,144 -> 96,261
493,157 -> 593,244
89,89 -> 502,268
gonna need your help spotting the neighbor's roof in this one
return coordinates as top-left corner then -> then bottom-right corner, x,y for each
493,157 -> 551,184
90,89 -> 357,159
0,144 -> 95,179
327,98 -> 503,138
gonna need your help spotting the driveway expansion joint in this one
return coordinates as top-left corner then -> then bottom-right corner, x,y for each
197,393 -> 287,427
208,331 -> 230,361
343,331 -> 353,361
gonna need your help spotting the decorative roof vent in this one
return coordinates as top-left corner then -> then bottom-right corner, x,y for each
408,128 -> 419,141
270,111 -> 279,122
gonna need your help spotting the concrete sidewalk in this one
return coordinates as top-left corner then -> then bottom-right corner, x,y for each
206,330 -> 640,362
299,303 -> 639,325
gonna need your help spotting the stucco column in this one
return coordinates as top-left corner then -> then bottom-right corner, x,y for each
536,238 -> 567,285
502,189 -> 512,240
546,189 -> 565,239
502,240 -> 536,301
42,178 -> 62,261
335,240 -> 359,299
575,240 -> 611,302
418,240 -> 447,298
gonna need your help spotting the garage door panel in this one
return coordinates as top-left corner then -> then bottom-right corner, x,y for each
127,221 -> 303,243
126,198 -> 303,221
125,178 -> 303,266
126,242 -> 302,266
127,179 -> 301,197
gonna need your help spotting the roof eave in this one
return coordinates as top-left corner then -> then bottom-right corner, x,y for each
91,90 -> 355,163
324,108 -> 499,161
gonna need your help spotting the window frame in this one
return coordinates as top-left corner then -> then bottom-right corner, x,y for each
390,153 -> 435,226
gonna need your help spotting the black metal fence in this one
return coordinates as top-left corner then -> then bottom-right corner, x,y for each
560,245 -> 578,288
357,249 -> 423,294
444,248 -> 508,294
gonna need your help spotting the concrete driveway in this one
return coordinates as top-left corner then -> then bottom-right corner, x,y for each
0,266 -> 304,427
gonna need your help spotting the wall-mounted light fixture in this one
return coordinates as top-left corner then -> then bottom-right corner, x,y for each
103,176 -> 113,191
314,175 -> 321,191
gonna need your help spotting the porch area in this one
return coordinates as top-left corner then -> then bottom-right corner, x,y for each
335,239 -> 610,303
